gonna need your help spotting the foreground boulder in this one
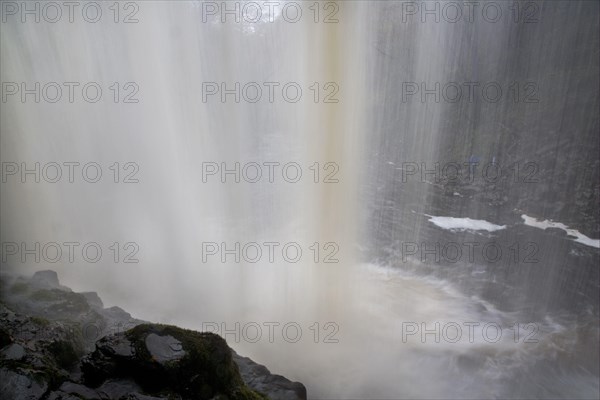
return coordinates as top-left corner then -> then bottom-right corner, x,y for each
81,324 -> 263,399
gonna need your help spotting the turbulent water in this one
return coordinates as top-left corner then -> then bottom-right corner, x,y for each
1,1 -> 599,399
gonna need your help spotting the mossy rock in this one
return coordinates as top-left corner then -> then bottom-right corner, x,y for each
29,289 -> 90,314
30,316 -> 51,327
31,365 -> 70,391
9,282 -> 29,295
46,340 -> 79,369
82,323 -> 265,399
0,359 -> 70,393
29,289 -> 60,302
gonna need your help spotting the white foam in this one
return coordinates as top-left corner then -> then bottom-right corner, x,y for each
521,214 -> 600,249
427,215 -> 506,232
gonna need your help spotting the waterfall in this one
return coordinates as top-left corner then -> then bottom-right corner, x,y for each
1,1 -> 598,398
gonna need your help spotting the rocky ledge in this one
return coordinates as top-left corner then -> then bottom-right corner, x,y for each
0,270 -> 307,400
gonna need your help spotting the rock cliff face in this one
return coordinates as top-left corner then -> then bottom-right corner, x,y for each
363,1 -> 599,320
0,270 -> 307,400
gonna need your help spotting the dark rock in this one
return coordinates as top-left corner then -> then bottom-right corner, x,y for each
80,293 -> 103,310
103,307 -> 132,320
46,391 -> 82,400
1,344 -> 26,361
233,353 -> 307,400
120,393 -> 167,400
46,341 -> 79,369
121,393 -> 167,400
0,272 -> 144,354
0,327 -> 12,348
96,379 -> 145,399
58,381 -> 99,399
0,368 -> 47,400
30,270 -> 62,290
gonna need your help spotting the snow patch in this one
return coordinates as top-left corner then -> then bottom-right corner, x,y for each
521,214 -> 599,249
427,215 -> 506,232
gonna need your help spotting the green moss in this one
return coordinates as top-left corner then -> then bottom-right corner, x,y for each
10,282 -> 29,295
62,321 -> 86,355
46,340 -> 78,369
231,385 -> 269,400
30,316 -> 50,327
29,289 -> 61,301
